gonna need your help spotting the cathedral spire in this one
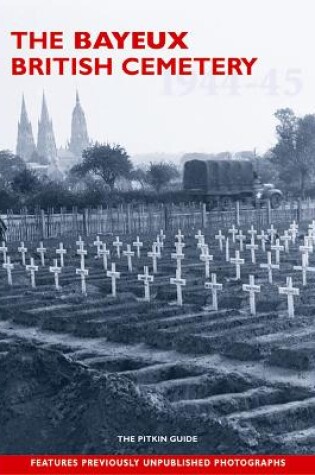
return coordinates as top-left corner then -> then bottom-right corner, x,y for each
16,94 -> 36,162
69,90 -> 89,160
37,92 -> 58,165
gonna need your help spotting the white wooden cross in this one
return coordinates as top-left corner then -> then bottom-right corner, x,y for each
26,257 -> 38,289
148,244 -> 160,274
247,225 -> 258,241
76,236 -> 85,249
280,230 -> 291,253
267,224 -> 277,245
155,236 -> 164,254
18,242 -> 28,266
56,242 -> 67,267
289,221 -> 299,244
246,238 -> 259,264
278,277 -> 299,318
93,235 -> 103,258
225,237 -> 230,262
197,235 -> 205,250
195,230 -> 204,247
138,266 -> 154,301
260,251 -> 279,284
99,242 -> 110,271
36,241 -> 47,266
236,230 -> 246,252
271,239 -> 284,265
228,225 -> 238,243
230,250 -> 244,280
123,244 -> 135,272
49,259 -> 62,291
215,230 -> 225,252
257,230 -> 268,252
293,253 -> 315,286
107,262 -> 120,297
299,238 -> 313,266
171,248 -> 185,275
76,266 -> 89,295
0,242 -> 8,263
3,256 -> 14,286
133,236 -> 143,258
242,275 -> 261,316
200,247 -> 213,279
205,273 -> 222,311
175,229 -> 184,244
159,229 -> 166,242
170,269 -> 186,306
76,244 -> 87,269
113,236 -> 123,258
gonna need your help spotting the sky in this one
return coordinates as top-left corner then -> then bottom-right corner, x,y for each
0,0 -> 315,158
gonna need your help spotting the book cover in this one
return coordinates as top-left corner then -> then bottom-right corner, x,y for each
0,1 -> 314,474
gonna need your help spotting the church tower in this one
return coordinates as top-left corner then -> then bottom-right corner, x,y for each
16,95 -> 36,162
37,93 -> 58,165
69,91 -> 89,160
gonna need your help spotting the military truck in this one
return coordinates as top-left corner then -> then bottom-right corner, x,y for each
183,158 -> 283,209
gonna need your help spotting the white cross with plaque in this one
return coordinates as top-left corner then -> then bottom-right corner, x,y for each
205,273 -> 223,311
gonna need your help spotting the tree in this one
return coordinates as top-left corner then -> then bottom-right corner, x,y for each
11,168 -> 41,194
270,109 -> 315,196
0,150 -> 25,189
146,162 -> 179,193
71,143 -> 132,191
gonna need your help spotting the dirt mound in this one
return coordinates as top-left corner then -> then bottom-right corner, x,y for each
0,345 -> 256,454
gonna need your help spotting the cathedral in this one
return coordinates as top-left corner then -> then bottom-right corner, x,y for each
16,92 -> 90,177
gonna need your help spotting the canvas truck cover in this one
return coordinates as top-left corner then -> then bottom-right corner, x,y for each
183,159 -> 255,194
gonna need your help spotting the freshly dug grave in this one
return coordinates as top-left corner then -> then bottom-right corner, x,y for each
0,344 -> 257,455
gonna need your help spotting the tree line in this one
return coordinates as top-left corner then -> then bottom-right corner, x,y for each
1,107 -> 315,212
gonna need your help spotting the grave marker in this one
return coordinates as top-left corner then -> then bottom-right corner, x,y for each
280,230 -> 291,253
200,247 -> 213,279
293,253 -> 315,286
242,274 -> 261,315
26,257 -> 38,289
3,256 -> 14,286
205,273 -> 222,311
56,242 -> 67,267
228,225 -> 238,243
170,269 -> 186,306
49,259 -> 62,291
171,248 -> 185,274
257,230 -> 267,252
236,230 -> 246,252
260,251 -> 279,284
99,242 -> 110,271
123,244 -> 135,272
36,241 -> 46,266
107,262 -> 120,297
138,266 -> 154,301
271,239 -> 284,265
246,238 -> 259,264
93,236 -> 103,258
278,277 -> 299,318
148,244 -> 160,274
230,250 -> 244,280
113,236 -> 123,258
76,266 -> 89,295
215,230 -> 225,252
18,242 -> 28,266
133,236 -> 143,258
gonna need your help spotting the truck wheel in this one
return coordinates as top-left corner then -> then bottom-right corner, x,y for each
270,193 -> 282,209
